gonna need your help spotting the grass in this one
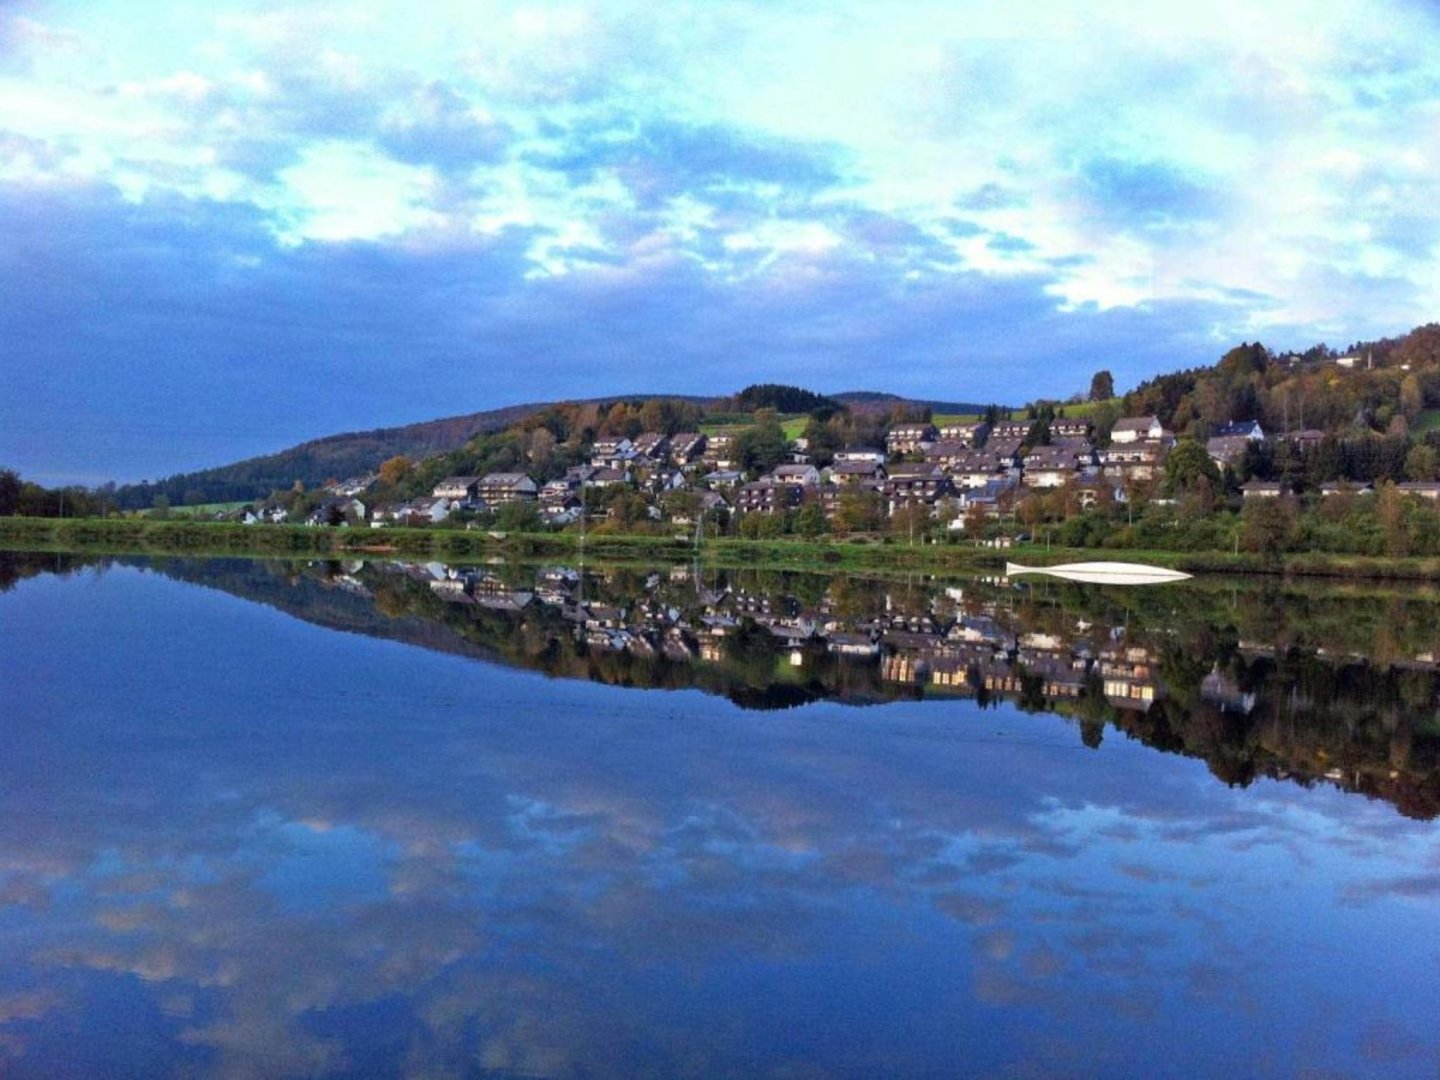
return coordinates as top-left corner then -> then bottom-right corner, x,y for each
1412,409 -> 1440,435
698,415 -> 809,439
12,516 -> 1440,582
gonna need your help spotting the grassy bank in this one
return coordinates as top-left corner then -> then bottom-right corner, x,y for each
6,516 -> 1440,580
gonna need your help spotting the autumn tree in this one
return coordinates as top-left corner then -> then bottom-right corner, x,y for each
378,455 -> 412,487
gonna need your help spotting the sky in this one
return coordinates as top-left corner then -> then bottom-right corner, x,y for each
3,1 -> 1440,484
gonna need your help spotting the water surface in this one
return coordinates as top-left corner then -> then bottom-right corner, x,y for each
1,554 -> 1438,1077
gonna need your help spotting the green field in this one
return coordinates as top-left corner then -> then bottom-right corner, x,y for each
1413,409 -> 1440,435
698,414 -> 808,439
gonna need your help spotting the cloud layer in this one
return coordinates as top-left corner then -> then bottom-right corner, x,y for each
3,1 -> 1439,481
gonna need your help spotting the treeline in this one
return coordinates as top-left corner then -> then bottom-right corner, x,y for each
0,469 -> 117,519
1124,325 -> 1440,441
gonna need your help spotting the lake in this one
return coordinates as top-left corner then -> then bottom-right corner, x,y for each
2,553 -> 1438,1077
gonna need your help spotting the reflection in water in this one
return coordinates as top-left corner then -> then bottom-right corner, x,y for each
1,552 -> 1439,1077
43,552 -> 1440,820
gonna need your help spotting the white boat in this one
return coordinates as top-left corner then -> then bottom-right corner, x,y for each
1005,561 -> 1192,585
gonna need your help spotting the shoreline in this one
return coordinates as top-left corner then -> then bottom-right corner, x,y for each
7,515 -> 1440,582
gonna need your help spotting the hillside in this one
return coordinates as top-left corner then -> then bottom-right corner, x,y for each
113,400 -> 718,510
112,390 -> 997,508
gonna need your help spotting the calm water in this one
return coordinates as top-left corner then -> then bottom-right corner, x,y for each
2,554 -> 1439,1078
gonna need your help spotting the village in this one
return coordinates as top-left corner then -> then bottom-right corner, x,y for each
238,408 -> 1440,534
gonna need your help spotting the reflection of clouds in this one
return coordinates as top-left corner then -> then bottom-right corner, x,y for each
2,568 -> 1440,1075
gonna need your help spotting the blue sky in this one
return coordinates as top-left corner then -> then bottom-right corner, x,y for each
3,1 -> 1439,483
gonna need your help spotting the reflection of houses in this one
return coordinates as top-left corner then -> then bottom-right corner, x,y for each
1098,645 -> 1160,710
1200,668 -> 1257,714
828,631 -> 880,658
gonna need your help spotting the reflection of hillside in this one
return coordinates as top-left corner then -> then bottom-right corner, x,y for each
16,552 -> 1440,820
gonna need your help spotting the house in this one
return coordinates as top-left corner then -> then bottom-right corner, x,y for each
990,421 -> 1032,440
1050,419 -> 1091,439
306,496 -> 366,526
923,440 -> 973,470
404,496 -> 453,525
702,432 -> 738,469
882,463 -> 954,514
1073,479 -> 1126,508
769,463 -> 821,487
949,449 -> 1015,489
1100,439 -> 1172,482
735,479 -> 807,514
631,432 -> 670,460
1111,416 -> 1165,443
834,446 -> 887,465
1240,480 -> 1287,499
433,476 -> 481,501
539,477 -> 578,503
1022,445 -> 1091,488
584,467 -> 629,488
702,469 -> 744,488
1396,482 -> 1440,501
669,432 -> 708,466
1281,429 -> 1327,450
885,423 -> 938,456
829,459 -> 885,485
937,421 -> 990,446
540,500 -> 582,526
591,436 -> 632,459
1318,481 -> 1372,497
478,473 -> 538,505
1206,435 -> 1253,471
1214,420 -> 1265,441
984,435 -> 1026,461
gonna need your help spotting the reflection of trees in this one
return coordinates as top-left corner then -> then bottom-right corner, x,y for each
18,553 -> 1440,820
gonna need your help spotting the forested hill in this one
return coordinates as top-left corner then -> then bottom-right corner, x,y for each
110,400 -> 712,510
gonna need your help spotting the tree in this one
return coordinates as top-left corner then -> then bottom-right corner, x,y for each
890,502 -> 931,545
834,489 -> 883,534
378,455 -> 412,487
736,410 -> 789,475
795,500 -> 828,537
1089,370 -> 1115,402
495,499 -> 541,532
1240,496 -> 1296,556
1163,440 -> 1221,497
0,470 -> 19,516
1405,444 -> 1439,482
